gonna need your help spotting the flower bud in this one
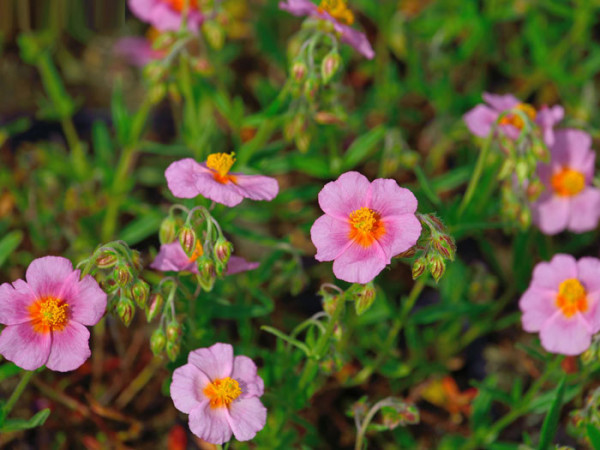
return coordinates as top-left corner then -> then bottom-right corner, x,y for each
321,293 -> 343,317
146,292 -> 165,322
100,277 -> 119,294
131,250 -> 143,272
150,328 -> 166,355
303,77 -> 320,102
202,21 -> 225,50
291,60 -> 307,82
179,225 -> 196,256
352,282 -> 376,316
166,340 -> 181,361
381,401 -> 420,429
117,296 -> 135,327
149,83 -> 166,105
433,234 -> 456,261
427,253 -> 446,283
321,51 -> 341,84
396,247 -> 416,259
95,249 -> 118,269
197,256 -> 216,292
412,256 -> 426,280
166,321 -> 182,343
131,279 -> 150,309
115,263 -> 132,287
160,216 -> 178,244
214,237 -> 233,275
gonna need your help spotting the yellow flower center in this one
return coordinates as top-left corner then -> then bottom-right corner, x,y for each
318,0 -> 355,25
203,377 -> 242,409
163,0 -> 198,12
206,152 -> 237,184
187,240 -> 204,264
551,168 -> 585,197
556,278 -> 588,318
348,207 -> 385,248
29,297 -> 69,334
498,103 -> 537,130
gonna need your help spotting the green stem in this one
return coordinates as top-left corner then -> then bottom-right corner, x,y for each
355,398 -> 396,450
2,370 -> 35,419
458,133 -> 493,216
61,117 -> 86,177
350,277 -> 426,386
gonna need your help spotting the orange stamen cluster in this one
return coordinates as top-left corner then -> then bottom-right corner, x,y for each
348,207 -> 385,248
29,297 -> 69,334
206,152 -> 237,184
498,103 -> 537,130
163,0 -> 198,12
551,168 -> 585,197
187,241 -> 204,264
556,278 -> 588,318
318,0 -> 355,25
203,377 -> 242,409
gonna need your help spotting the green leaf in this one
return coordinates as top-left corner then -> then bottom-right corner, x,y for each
0,363 -> 22,383
342,126 -> 386,170
587,424 -> 600,450
0,230 -> 23,267
537,375 -> 566,450
260,326 -> 311,356
0,408 -> 51,433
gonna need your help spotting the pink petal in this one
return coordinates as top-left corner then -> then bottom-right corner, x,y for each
165,158 -> 205,199
551,129 -> 593,169
194,172 -> 245,207
519,287 -> 557,332
577,257 -> 600,295
226,397 -> 267,442
232,355 -> 264,398
278,0 -> 317,16
332,241 -> 387,284
540,311 -> 592,355
368,179 -> 418,217
25,256 -> 75,299
46,321 -> 91,372
311,215 -> 352,262
225,257 -> 259,275
150,2 -> 185,31
318,171 -> 371,220
380,214 -> 422,257
532,194 -> 570,235
188,343 -> 234,380
334,22 -> 374,59
66,276 -> 107,326
232,174 -> 279,202
128,0 -> 156,21
0,280 -> 36,325
0,322 -> 51,371
463,104 -> 498,137
531,254 -> 577,291
536,105 -> 564,146
114,37 -> 162,67
171,363 -> 211,413
189,402 -> 232,445
567,187 -> 600,233
482,92 -> 520,111
151,242 -> 197,273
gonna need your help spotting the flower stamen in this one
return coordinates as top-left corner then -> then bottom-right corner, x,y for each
556,278 -> 588,318
348,207 -> 385,247
187,241 -> 204,264
498,103 -> 537,130
551,168 -> 585,197
163,0 -> 198,12
29,297 -> 69,334
207,152 -> 237,184
318,0 -> 355,25
203,377 -> 242,409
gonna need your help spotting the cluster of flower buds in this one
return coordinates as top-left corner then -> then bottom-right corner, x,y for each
148,279 -> 182,361
81,241 -> 150,327
569,386 -> 600,443
346,282 -> 376,316
348,396 -> 420,434
410,214 -> 456,283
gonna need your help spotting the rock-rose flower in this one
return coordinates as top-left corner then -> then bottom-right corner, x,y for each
532,129 -> 600,235
170,343 -> 267,444
520,254 -> 600,355
165,153 -> 279,207
0,256 -> 107,371
128,0 -> 204,32
311,171 -> 421,284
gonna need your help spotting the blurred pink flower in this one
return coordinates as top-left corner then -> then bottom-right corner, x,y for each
279,0 -> 375,59
463,92 -> 563,144
150,241 -> 259,275
532,129 -> 600,235
170,343 -> 267,444
114,36 -> 164,66
520,254 -> 600,355
310,171 -> 421,284
0,256 -> 107,372
129,0 -> 204,32
165,153 -> 279,207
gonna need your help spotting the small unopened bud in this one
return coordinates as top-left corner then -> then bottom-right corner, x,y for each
197,256 -> 216,292
382,402 -> 420,429
303,77 -> 320,101
427,254 -> 446,283
143,61 -> 166,84
179,225 -> 196,256
412,256 -> 426,280
433,234 -> 456,261
321,51 -> 341,84
150,328 -> 166,355
333,323 -> 343,341
131,280 -> 150,309
291,60 -> 307,82
166,321 -> 182,343
149,83 -> 166,105
214,237 -> 233,275
353,282 -> 376,316
100,277 -> 119,294
202,21 -> 225,50
166,340 -> 181,361
396,247 -> 416,259
160,216 -> 178,244
117,296 -> 135,327
314,111 -> 343,125
115,263 -> 132,287
321,293 -> 343,317
146,293 -> 165,322
95,249 -> 118,269
131,250 -> 143,271
295,129 -> 312,153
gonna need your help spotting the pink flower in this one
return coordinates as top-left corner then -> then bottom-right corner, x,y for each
165,153 -> 279,207
279,0 -> 375,59
150,241 -> 259,275
0,256 -> 107,372
310,171 -> 421,284
463,92 -> 563,144
532,129 -> 600,235
170,343 -> 267,444
128,0 -> 204,32
114,36 -> 165,67
520,254 -> 600,355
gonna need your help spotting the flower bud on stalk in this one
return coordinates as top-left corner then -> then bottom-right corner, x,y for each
197,255 -> 217,292
115,263 -> 132,287
303,77 -> 320,102
166,340 -> 181,362
291,60 -> 307,83
321,51 -> 341,84
150,328 -> 166,355
412,256 -> 426,280
321,293 -> 343,317
433,234 -> 456,261
396,247 -> 416,259
131,250 -> 143,272
214,237 -> 233,275
146,292 -> 165,322
100,277 -> 119,294
427,253 -> 446,283
131,279 -> 150,309
117,296 -> 135,327
159,215 -> 178,244
95,249 -> 118,269
166,321 -> 182,343
179,225 -> 196,256
351,282 -> 376,316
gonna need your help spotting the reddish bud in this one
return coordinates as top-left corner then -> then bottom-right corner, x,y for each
178,226 -> 196,256
150,328 -> 166,355
131,279 -> 150,309
117,296 -> 135,327
146,293 -> 165,322
95,250 -> 118,269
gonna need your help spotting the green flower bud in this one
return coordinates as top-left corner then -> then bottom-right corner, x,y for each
166,340 -> 181,362
352,282 -> 376,316
115,263 -> 132,287
202,21 -> 225,50
214,237 -> 233,275
150,328 -> 166,356
160,216 -> 178,244
179,225 -> 196,256
303,77 -> 320,102
146,292 -> 164,322
95,249 -> 118,269
412,256 -> 427,280
197,255 -> 216,292
321,51 -> 341,84
131,279 -> 150,309
166,321 -> 182,344
427,253 -> 446,283
291,60 -> 307,82
117,296 -> 135,327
